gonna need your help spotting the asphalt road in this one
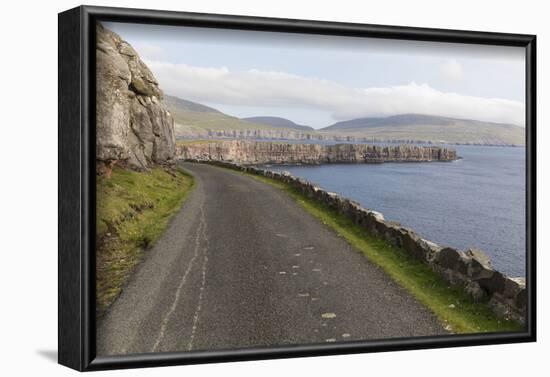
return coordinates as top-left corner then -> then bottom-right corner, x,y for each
97,162 -> 446,356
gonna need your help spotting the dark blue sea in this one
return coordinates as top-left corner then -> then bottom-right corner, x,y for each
268,145 -> 526,276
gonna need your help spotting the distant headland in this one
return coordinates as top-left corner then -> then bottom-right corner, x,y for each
177,140 -> 458,165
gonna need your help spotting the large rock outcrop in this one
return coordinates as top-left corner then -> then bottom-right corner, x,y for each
96,24 -> 176,174
177,140 -> 458,165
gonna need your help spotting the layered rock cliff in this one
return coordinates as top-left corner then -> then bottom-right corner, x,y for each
96,24 -> 176,175
178,128 -> 443,145
177,140 -> 458,165
201,129 -> 320,140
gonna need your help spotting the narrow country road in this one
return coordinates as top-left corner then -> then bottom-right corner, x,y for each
97,162 -> 446,356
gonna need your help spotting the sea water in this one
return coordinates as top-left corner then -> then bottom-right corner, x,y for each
269,145 -> 526,276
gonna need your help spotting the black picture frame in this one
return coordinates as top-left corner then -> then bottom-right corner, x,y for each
58,5 -> 537,372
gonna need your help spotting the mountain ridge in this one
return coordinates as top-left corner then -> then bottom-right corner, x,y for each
164,94 -> 525,145
242,116 -> 314,131
164,95 -> 222,114
321,113 -> 521,131
319,113 -> 524,145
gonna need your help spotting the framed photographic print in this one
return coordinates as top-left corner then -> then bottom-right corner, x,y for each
58,5 -> 536,371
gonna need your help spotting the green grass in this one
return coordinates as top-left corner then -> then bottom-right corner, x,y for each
320,121 -> 525,145
170,108 -> 276,131
240,171 -> 523,334
96,167 -> 194,314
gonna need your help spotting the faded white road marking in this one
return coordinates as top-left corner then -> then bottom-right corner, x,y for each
187,208 -> 210,351
304,246 -> 314,250
294,253 -> 301,256
325,338 -> 336,342
279,271 -> 287,275
276,233 -> 288,238
152,206 -> 206,352
312,268 -> 321,272
297,293 -> 310,297
342,333 -> 351,338
321,313 -> 336,319
292,265 -> 300,269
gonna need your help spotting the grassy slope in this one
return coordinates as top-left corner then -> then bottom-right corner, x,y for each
165,95 -> 312,136
171,108 -> 274,131
166,95 -> 524,145
96,167 -> 194,314
174,112 -> 525,145
242,172 -> 522,334
166,98 -> 275,134
320,122 -> 525,145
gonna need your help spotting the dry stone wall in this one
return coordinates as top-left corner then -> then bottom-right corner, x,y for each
188,159 -> 526,324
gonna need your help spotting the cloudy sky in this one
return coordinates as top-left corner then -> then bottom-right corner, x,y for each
104,22 -> 526,129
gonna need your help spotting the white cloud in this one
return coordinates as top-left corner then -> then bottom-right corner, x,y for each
131,42 -> 165,60
146,60 -> 524,126
440,59 -> 464,81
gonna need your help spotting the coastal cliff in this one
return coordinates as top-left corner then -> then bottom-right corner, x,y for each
177,128 -> 459,145
177,140 -> 458,165
96,24 -> 176,175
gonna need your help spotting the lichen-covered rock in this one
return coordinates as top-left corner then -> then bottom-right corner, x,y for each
464,281 -> 486,301
96,23 -> 175,174
464,248 -> 495,281
479,270 -> 507,294
465,248 -> 492,268
400,230 -> 439,263
368,210 -> 385,222
435,247 -> 470,276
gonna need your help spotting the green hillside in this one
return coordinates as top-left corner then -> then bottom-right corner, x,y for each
321,114 -> 525,145
164,95 -> 525,145
242,116 -> 314,131
164,95 -> 278,137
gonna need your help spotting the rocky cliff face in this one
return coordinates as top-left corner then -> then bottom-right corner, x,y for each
96,24 -> 176,175
179,128 -> 477,146
177,140 -> 458,165
180,128 -> 405,142
176,119 -> 523,147
203,129 -> 320,140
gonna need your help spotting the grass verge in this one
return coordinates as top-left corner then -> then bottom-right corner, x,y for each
240,170 -> 522,334
96,166 -> 194,315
